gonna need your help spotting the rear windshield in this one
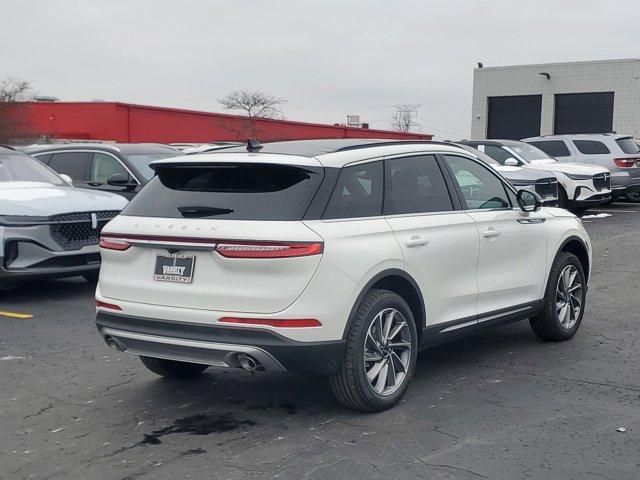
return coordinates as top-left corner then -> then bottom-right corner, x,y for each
122,163 -> 324,220
615,137 -> 640,154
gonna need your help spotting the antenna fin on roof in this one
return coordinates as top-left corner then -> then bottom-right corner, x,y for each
246,138 -> 263,152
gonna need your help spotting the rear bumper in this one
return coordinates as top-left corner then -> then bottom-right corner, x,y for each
611,183 -> 640,198
96,311 -> 345,374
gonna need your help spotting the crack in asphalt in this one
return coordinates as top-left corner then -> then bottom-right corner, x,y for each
415,459 -> 489,478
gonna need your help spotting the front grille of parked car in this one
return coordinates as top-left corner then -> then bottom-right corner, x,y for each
593,173 -> 610,191
49,211 -> 120,250
534,178 -> 558,199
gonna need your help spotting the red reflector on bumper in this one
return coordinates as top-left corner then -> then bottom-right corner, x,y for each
96,300 -> 122,311
219,317 -> 322,328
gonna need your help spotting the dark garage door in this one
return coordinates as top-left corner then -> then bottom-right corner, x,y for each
487,95 -> 542,140
554,92 -> 614,134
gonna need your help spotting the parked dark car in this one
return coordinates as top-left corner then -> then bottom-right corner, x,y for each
25,143 -> 180,199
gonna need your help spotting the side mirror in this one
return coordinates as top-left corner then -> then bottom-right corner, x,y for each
107,173 -> 137,189
59,173 -> 73,185
504,158 -> 519,166
516,189 -> 542,213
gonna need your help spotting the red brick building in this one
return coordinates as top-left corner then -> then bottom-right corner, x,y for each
14,101 -> 432,143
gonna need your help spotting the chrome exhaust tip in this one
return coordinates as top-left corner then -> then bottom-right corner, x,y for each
104,335 -> 122,351
237,353 -> 262,372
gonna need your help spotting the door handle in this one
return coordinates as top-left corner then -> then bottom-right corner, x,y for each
405,236 -> 429,248
482,229 -> 501,238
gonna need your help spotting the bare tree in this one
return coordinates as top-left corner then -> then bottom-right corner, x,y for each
218,90 -> 285,137
0,77 -> 35,143
391,104 -> 420,133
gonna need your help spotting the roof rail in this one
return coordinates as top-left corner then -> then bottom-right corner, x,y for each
0,144 -> 16,150
335,140 -> 460,153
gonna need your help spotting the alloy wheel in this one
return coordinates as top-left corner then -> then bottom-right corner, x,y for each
556,265 -> 583,329
363,308 -> 412,396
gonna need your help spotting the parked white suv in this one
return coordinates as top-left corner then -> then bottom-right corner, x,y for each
523,134 -> 640,203
462,140 -> 612,211
96,140 -> 592,411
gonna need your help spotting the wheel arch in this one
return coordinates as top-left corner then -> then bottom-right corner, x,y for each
342,269 -> 426,343
558,235 -> 590,280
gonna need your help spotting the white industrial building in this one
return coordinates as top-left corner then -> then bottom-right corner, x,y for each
471,58 -> 640,140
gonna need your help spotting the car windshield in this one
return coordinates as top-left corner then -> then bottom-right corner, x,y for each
509,144 -> 554,162
124,152 -> 179,181
0,153 -> 66,185
456,145 -> 500,166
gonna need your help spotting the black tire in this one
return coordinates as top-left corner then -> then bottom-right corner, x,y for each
330,289 -> 418,412
139,356 -> 208,379
529,252 -> 586,341
624,191 -> 640,203
83,271 -> 99,283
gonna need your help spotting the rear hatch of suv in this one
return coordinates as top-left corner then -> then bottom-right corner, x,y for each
614,137 -> 640,179
99,155 -> 326,313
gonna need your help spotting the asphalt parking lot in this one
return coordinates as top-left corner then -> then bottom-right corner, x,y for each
1,204 -> 639,480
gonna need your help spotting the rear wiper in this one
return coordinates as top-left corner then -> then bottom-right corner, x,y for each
177,206 -> 234,218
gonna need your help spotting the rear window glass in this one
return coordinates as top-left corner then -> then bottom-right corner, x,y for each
572,140 -> 610,155
122,163 -> 323,220
615,137 -> 640,154
527,140 -> 571,157
323,162 -> 383,219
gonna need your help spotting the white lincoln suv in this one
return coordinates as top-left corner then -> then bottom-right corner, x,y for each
96,139 -> 592,411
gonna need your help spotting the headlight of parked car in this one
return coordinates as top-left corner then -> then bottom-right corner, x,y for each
564,173 -> 593,180
0,215 -> 50,226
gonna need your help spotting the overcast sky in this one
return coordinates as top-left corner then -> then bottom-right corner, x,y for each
2,0 -> 639,139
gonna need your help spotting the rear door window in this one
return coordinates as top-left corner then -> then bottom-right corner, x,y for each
384,155 -> 452,215
123,163 -> 324,220
527,140 -> 571,157
48,152 -> 91,180
572,140 -> 610,155
323,161 -> 383,219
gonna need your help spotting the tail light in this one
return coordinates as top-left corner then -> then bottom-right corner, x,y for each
219,317 -> 321,328
96,300 -> 122,311
100,236 -> 131,251
614,157 -> 638,168
98,234 -> 323,258
216,241 -> 323,259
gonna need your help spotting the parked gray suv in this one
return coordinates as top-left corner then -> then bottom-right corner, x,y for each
523,134 -> 640,202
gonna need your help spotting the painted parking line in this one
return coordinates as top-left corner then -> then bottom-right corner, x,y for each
0,310 -> 34,319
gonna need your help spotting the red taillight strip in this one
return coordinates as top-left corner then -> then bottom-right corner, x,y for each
219,317 -> 322,328
217,241 -> 323,258
100,234 -> 323,258
96,300 -> 122,311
